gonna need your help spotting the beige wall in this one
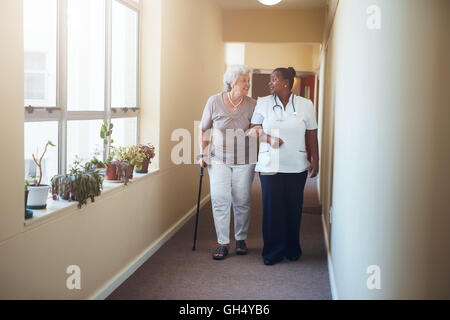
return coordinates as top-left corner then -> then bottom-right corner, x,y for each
158,0 -> 224,172
0,0 -> 223,299
244,43 -> 319,73
139,0 -> 161,169
320,0 -> 450,299
0,0 -> 24,243
223,9 -> 325,43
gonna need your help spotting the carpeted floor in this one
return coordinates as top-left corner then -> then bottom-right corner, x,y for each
107,174 -> 331,300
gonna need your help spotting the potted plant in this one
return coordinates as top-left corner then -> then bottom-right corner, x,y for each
104,147 -> 119,180
135,143 -> 156,174
85,155 -> 106,171
25,180 -> 33,219
100,120 -> 118,181
51,160 -> 104,209
27,141 -> 55,209
113,145 -> 145,184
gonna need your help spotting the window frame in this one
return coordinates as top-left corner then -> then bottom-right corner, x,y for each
24,0 -> 141,175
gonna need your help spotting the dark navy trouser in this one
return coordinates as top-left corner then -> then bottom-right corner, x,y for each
259,171 -> 308,262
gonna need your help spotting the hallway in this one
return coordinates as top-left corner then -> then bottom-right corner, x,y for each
1,0 -> 449,301
107,176 -> 331,300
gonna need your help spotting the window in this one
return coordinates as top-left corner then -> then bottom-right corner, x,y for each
67,120 -> 104,167
111,117 -> 138,147
24,122 -> 59,185
24,0 -> 140,179
112,1 -> 138,109
24,0 -> 57,107
67,0 -> 106,111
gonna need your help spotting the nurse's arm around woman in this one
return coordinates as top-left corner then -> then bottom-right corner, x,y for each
249,67 -> 319,265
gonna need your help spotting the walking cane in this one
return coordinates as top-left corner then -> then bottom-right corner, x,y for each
192,165 -> 205,251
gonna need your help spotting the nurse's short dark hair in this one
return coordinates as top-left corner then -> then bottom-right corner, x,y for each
273,67 -> 296,90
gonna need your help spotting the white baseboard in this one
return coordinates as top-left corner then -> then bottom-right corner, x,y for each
90,194 -> 211,300
321,213 -> 339,300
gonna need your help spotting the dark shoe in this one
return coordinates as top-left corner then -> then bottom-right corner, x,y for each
263,258 -> 283,266
285,255 -> 301,261
285,251 -> 302,261
263,259 -> 276,266
212,245 -> 229,260
235,240 -> 248,255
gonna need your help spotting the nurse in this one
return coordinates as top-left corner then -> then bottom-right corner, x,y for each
249,67 -> 319,266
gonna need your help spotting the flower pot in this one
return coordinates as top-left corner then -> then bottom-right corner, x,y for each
25,190 -> 33,219
117,164 -> 134,182
125,165 -> 135,180
135,159 -> 150,174
27,185 -> 50,210
60,194 -> 70,200
105,163 -> 118,180
60,193 -> 76,201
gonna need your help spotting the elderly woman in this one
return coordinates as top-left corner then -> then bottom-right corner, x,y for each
199,65 -> 257,260
249,67 -> 319,265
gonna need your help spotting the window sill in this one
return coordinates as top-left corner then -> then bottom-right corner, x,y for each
23,168 -> 160,231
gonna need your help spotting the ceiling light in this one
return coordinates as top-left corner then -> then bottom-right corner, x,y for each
258,0 -> 283,6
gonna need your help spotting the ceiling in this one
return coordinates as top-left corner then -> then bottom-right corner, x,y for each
216,0 -> 328,10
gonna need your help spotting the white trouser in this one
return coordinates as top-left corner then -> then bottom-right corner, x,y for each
208,163 -> 255,245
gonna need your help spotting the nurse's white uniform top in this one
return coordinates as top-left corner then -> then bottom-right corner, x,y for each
251,94 -> 318,174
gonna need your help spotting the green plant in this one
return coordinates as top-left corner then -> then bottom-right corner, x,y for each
85,156 -> 106,170
51,165 -> 104,209
114,145 -> 146,171
51,174 -> 73,200
114,160 -> 133,185
69,159 -> 84,175
31,141 -> 55,186
105,147 -> 116,165
137,143 -> 156,161
25,180 -> 29,191
100,120 -> 114,163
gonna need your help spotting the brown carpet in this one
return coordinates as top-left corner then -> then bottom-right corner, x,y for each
107,175 -> 331,300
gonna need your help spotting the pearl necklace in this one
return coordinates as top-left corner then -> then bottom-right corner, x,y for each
227,92 -> 243,112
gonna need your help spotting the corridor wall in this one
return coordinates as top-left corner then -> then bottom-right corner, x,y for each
0,0 -> 223,299
244,43 -> 319,73
320,0 -> 450,299
223,8 -> 325,43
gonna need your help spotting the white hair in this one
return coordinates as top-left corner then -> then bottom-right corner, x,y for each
223,64 -> 252,92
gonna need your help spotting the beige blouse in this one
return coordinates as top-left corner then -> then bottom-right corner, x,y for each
200,93 -> 257,165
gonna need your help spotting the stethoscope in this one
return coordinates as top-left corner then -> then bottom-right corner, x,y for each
272,94 -> 296,121
268,94 -> 307,154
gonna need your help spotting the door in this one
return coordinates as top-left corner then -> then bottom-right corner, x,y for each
251,73 -> 271,99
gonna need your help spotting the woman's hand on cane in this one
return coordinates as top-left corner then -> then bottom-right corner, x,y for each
198,158 -> 208,168
197,153 -> 209,168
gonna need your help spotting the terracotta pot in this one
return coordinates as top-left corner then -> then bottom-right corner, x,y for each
135,159 -> 150,174
105,163 -> 118,180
